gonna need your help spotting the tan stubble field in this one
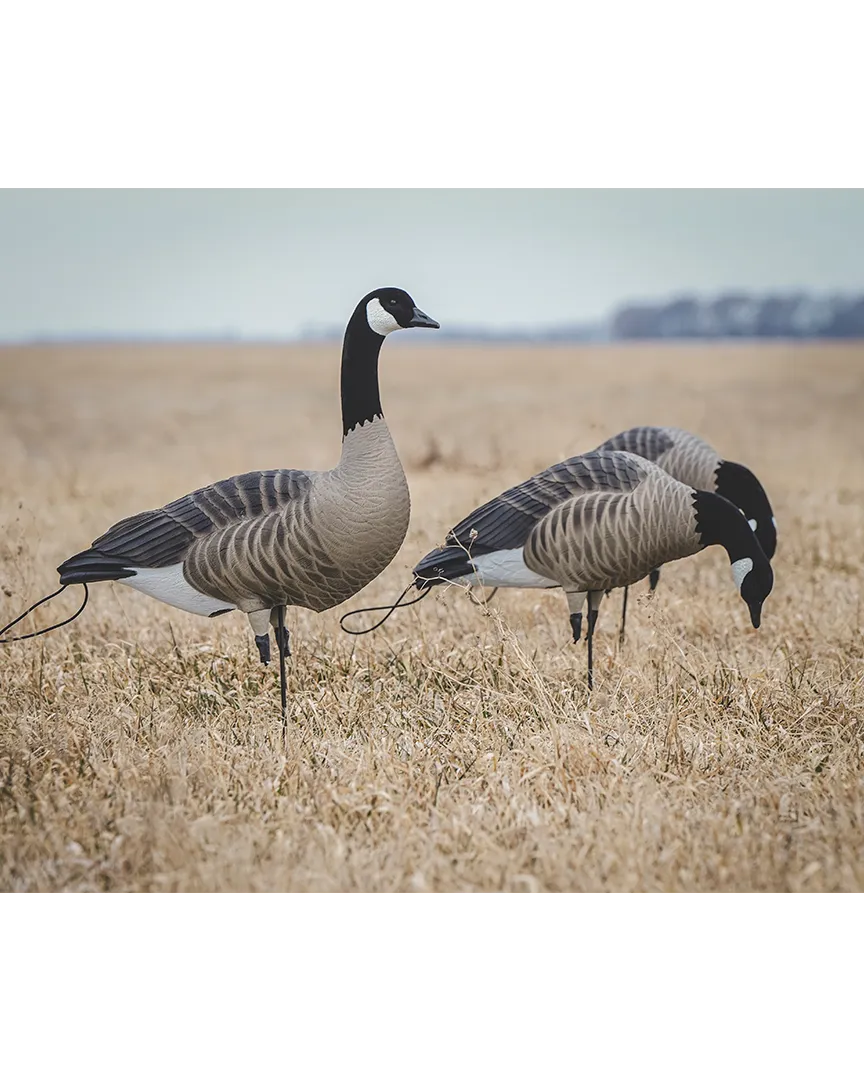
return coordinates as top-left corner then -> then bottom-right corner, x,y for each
1,341 -> 862,891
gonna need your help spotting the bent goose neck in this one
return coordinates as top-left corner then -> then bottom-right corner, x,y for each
340,308 -> 385,438
692,489 -> 758,563
714,460 -> 773,522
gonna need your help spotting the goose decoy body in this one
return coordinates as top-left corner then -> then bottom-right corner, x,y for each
593,426 -> 777,642
56,287 -> 439,722
413,450 -> 773,688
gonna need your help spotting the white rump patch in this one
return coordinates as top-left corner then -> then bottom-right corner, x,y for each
455,548 -> 558,589
772,516 -> 777,531
366,297 -> 401,336
122,564 -> 236,617
731,557 -> 754,591
748,518 -> 757,532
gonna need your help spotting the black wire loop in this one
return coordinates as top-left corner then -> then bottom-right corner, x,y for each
339,581 -> 432,636
0,583 -> 89,644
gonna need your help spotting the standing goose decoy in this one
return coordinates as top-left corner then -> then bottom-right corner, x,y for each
412,450 -> 773,689
17,287 -> 439,725
593,426 -> 777,643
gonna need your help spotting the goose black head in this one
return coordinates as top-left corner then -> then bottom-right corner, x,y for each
733,555 -> 774,629
714,460 -> 777,561
693,490 -> 774,629
341,288 -> 439,437
363,287 -> 440,337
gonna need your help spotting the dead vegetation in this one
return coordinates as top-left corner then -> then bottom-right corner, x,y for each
1,341 -> 862,891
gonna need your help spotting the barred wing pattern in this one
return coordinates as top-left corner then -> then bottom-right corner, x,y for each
90,469 -> 313,568
61,416 -> 412,615
181,472 -> 406,613
414,451 -> 649,583
179,420 -> 410,612
595,426 -> 676,464
59,468 -> 349,610
453,451 -> 644,548
595,426 -> 721,492
523,468 -> 702,592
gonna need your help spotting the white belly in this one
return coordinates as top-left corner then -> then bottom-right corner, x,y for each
455,548 -> 558,589
122,564 -> 235,617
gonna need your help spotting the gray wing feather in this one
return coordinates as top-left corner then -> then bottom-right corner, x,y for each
92,469 -> 312,567
594,426 -> 675,462
443,451 -> 645,555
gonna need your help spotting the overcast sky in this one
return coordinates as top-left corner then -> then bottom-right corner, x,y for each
1,189 -> 863,340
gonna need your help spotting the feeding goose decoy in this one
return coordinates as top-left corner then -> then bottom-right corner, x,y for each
3,287 -> 439,727
593,426 -> 777,642
412,449 -> 773,689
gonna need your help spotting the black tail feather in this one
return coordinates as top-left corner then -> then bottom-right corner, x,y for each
57,549 -> 136,586
412,545 -> 475,587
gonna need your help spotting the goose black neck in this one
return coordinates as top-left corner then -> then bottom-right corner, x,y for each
714,459 -> 776,559
693,490 -> 762,564
714,460 -> 770,520
341,311 -> 384,437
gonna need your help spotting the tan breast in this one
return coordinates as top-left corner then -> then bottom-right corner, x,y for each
524,466 -> 701,592
183,417 -> 410,613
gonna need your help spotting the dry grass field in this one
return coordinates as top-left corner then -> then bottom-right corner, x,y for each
1,340 -> 862,891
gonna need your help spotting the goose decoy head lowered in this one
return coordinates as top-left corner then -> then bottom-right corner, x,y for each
591,426 -> 777,643
401,451 -> 775,690
713,460 -> 777,562
692,490 -> 774,628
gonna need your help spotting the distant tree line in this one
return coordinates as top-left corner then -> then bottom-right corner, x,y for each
610,292 -> 864,340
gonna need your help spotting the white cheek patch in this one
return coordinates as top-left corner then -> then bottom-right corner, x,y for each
748,518 -> 757,532
731,557 -> 754,591
366,297 -> 401,336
